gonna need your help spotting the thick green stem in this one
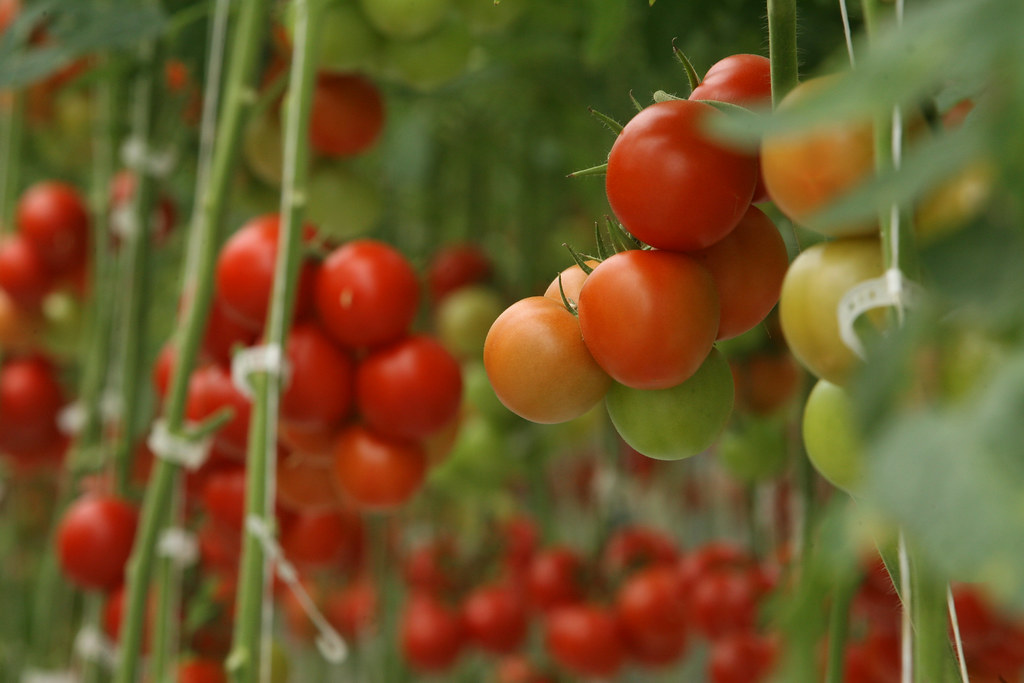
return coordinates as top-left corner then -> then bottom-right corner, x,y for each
114,1 -> 269,680
228,0 -> 321,679
0,90 -> 24,230
767,0 -> 799,106
824,576 -> 858,683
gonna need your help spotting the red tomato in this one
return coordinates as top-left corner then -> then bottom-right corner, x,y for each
0,354 -> 65,454
280,508 -> 364,569
616,565 -> 688,647
16,181 -> 90,273
527,546 -> 585,612
484,296 -> 610,424
201,465 -> 247,531
201,297 -> 259,367
278,419 -> 340,460
400,592 -> 466,673
56,495 -> 138,591
462,583 -> 529,654
689,570 -> 763,639
332,424 -> 427,510
276,451 -> 343,512
708,631 -> 778,683
0,0 -> 19,33
544,603 -> 625,678
214,214 -> 317,331
690,206 -> 789,340
325,578 -> 378,639
605,99 -> 758,251
309,73 -> 385,157
427,243 -> 492,302
403,537 -> 459,596
152,342 -> 176,399
315,239 -> 419,350
0,234 -> 53,309
577,249 -> 719,389
355,334 -> 462,440
184,364 -> 253,457
177,658 -> 227,683
281,322 -> 354,427
603,526 -> 678,577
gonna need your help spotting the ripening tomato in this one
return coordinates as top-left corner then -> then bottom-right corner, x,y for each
276,451 -> 343,512
462,583 -> 529,655
201,465 -> 247,531
278,419 -> 340,460
802,378 -> 865,492
615,566 -> 688,648
281,322 -> 354,427
690,206 -> 789,340
400,592 -> 466,673
577,249 -> 719,389
602,525 -> 678,577
427,243 -> 492,303
434,285 -> 505,360
604,348 -> 734,460
332,424 -> 427,510
309,73 -> 385,157
315,239 -> 419,350
542,260 -> 599,307
527,546 -> 586,612
778,236 -> 884,385
356,334 -> 462,441
280,508 -> 364,569
484,296 -> 611,424
760,76 -> 877,237
605,99 -> 758,251
359,0 -> 450,39
0,234 -> 53,309
16,181 -> 90,273
708,632 -> 778,683
544,603 -> 625,679
176,658 -> 227,683
184,364 -> 253,457
214,214 -> 317,331
0,354 -> 65,454
56,495 -> 138,591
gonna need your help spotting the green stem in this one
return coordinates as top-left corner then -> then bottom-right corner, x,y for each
114,1 -> 269,680
824,576 -> 857,683
228,0 -> 321,678
149,480 -> 183,683
0,90 -> 24,230
767,0 -> 799,106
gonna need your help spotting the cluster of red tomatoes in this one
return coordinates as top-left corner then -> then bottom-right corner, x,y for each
484,54 -> 790,462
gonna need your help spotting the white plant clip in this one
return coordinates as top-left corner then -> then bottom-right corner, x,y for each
158,527 -> 200,567
245,516 -> 348,664
109,204 -> 138,241
837,267 -> 925,359
147,418 -> 212,471
231,344 -> 290,399
100,390 -> 123,425
57,402 -> 86,437
73,626 -> 118,669
120,137 -> 177,178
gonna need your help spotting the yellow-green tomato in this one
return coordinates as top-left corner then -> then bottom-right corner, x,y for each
605,348 -> 734,461
802,378 -> 864,492
717,415 -> 789,482
306,164 -> 382,240
779,236 -> 884,385
382,17 -> 474,91
286,0 -> 384,73
435,285 -> 505,359
359,0 -> 451,39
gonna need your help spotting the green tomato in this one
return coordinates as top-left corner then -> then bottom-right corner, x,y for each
242,108 -> 284,187
382,17 -> 474,91
358,0 -> 451,39
605,348 -> 734,461
454,0 -> 522,34
802,378 -> 864,492
287,0 -> 384,73
435,285 -> 504,360
462,359 -> 517,426
306,164 -> 383,240
429,414 -> 513,495
717,415 -> 789,482
42,291 -> 85,360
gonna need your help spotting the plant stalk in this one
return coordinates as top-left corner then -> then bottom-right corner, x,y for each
767,0 -> 799,105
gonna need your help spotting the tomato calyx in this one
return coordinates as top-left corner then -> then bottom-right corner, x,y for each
588,107 -> 624,136
671,40 -> 703,93
565,161 -> 608,179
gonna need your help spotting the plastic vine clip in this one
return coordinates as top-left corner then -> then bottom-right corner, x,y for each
230,344 -> 291,399
837,268 -> 925,359
157,527 -> 200,567
120,136 -> 177,178
147,419 -> 213,471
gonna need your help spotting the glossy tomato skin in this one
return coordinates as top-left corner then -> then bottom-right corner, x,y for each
615,566 -> 688,648
761,76 -> 876,237
605,99 -> 758,251
544,603 -> 626,679
356,334 -> 462,441
315,239 -> 419,350
690,54 -> 772,108
332,424 -> 427,510
16,181 -> 90,273
400,592 -> 466,673
802,378 -> 865,492
690,206 -> 789,340
281,322 -> 354,428
484,296 -> 610,424
0,234 -> 53,309
778,236 -> 884,385
578,249 -> 719,390
56,495 -> 138,591
309,73 -> 385,157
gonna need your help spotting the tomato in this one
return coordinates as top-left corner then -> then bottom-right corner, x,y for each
577,249 -> 719,389
544,603 -> 625,678
184,364 -> 253,457
760,76 -> 877,237
616,566 -> 688,649
708,631 -> 778,683
332,424 -> 427,510
383,17 -> 475,91
305,164 -> 383,241
484,296 -> 610,424
0,288 -> 44,352
359,0 -> 451,39
325,578 -> 377,639
278,419 -> 339,460
605,99 -> 758,251
427,243 -> 493,303
0,233 -> 54,309
602,526 -> 678,577
56,495 -> 138,591
0,0 -> 19,33
315,239 -> 419,350
214,214 -> 317,331
716,416 -> 789,482
462,583 -> 529,654
403,537 -> 459,596
242,106 -> 284,187
285,0 -> 382,73
279,508 -> 364,569
527,546 -> 585,612
276,451 -> 342,512
802,379 -> 865,492
280,322 -> 354,428
778,236 -> 884,385
915,160 -> 994,244
177,658 -> 227,683
108,170 -> 177,245
690,206 -> 789,340
542,260 -> 599,307
309,73 -> 385,157
730,350 -> 803,416
400,592 -> 466,673
355,334 -> 462,440
16,181 -> 90,274
689,570 -> 762,639
605,347 -> 734,460
200,297 -> 260,367
152,342 -> 176,400
0,354 -> 65,454
201,465 -> 247,531
495,654 -> 555,683
435,285 -> 505,359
